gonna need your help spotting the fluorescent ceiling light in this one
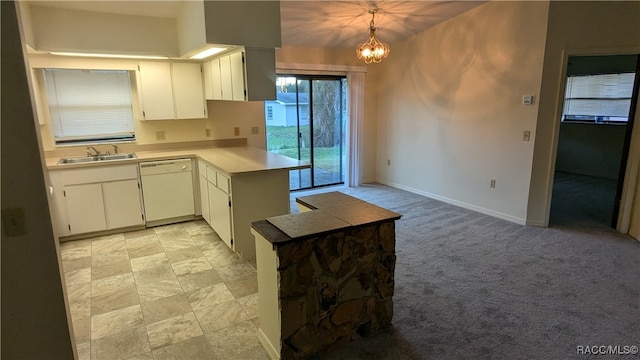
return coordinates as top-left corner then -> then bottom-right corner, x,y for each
50,52 -> 168,60
190,47 -> 226,59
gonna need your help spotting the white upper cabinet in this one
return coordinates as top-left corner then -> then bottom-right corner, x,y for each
203,48 -> 276,102
219,55 -> 233,100
229,51 -> 246,101
204,58 -> 223,100
137,62 -> 175,120
138,61 -> 206,120
172,62 -> 207,119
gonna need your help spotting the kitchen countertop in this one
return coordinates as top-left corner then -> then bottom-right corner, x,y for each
46,146 -> 310,175
253,192 -> 402,245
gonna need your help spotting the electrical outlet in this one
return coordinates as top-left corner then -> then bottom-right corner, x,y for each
205,129 -> 212,137
234,127 -> 240,136
523,130 -> 531,142
2,208 -> 27,237
490,179 -> 496,188
156,131 -> 166,140
251,126 -> 259,135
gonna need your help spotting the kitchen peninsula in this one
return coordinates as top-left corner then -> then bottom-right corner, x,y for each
47,144 -> 310,260
251,192 -> 401,359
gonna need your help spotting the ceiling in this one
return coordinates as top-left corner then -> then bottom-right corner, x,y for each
27,1 -> 484,49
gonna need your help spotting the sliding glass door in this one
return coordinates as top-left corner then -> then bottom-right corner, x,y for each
265,75 -> 347,190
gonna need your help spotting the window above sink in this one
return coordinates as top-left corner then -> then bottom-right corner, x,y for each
42,68 -> 136,145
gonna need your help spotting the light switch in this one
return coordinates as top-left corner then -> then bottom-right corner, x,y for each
522,95 -> 535,105
523,130 -> 531,142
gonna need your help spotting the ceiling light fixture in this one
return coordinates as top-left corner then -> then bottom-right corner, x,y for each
190,46 -> 227,60
356,9 -> 390,64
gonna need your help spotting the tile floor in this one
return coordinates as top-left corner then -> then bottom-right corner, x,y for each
60,220 -> 270,360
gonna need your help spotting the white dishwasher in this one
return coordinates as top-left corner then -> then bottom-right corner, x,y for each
140,158 -> 195,226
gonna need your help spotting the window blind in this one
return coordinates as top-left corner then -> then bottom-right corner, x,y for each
43,68 -> 135,144
563,72 -> 635,123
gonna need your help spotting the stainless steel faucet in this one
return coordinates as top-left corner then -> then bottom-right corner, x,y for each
86,146 -> 100,157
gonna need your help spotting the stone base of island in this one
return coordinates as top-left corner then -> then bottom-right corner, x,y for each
251,192 -> 401,359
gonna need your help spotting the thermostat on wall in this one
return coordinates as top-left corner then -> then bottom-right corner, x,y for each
522,95 -> 535,105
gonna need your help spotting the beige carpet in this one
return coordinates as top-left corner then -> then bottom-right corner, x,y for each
291,181 -> 639,359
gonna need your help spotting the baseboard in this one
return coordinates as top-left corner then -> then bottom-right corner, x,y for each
145,215 -> 196,228
257,327 -> 280,360
377,180 -> 527,225
526,219 -> 547,227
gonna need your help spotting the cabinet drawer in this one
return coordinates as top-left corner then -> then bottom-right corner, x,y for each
61,164 -> 138,185
216,172 -> 230,193
206,167 -> 217,186
198,160 -> 208,178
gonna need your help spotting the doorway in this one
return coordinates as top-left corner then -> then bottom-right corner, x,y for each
265,75 -> 348,191
550,54 -> 639,229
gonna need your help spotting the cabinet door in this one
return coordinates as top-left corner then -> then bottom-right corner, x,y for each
103,179 -> 144,229
138,61 -> 175,120
172,62 -> 206,119
209,182 -> 232,248
200,175 -> 210,224
219,55 -> 233,101
229,51 -> 246,101
204,58 -> 223,100
211,58 -> 223,101
64,183 -> 107,235
203,60 -> 214,100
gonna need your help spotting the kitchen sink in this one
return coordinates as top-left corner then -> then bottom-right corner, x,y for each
57,153 -> 137,165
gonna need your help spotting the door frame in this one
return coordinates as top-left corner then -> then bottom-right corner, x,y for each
275,62 -> 367,188
544,49 -> 640,231
291,74 -> 347,190
612,56 -> 640,227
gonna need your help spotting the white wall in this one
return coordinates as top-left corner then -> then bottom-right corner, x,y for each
527,1 -> 640,226
29,5 -> 179,57
375,1 -> 549,223
177,0 -> 206,56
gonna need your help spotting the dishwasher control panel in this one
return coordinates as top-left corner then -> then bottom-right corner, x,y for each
139,159 -> 192,175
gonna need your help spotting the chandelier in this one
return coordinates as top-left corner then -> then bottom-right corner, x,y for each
356,9 -> 390,64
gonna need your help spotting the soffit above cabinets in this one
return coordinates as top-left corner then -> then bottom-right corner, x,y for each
21,1 -> 280,59
27,0 -> 183,19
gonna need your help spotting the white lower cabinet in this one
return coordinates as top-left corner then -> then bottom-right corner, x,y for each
103,179 -> 144,229
64,183 -> 107,234
50,164 -> 144,237
199,161 -> 233,249
196,159 -> 290,260
199,173 -> 210,223
210,183 -> 232,248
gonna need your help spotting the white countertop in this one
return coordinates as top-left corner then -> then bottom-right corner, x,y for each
46,146 -> 310,175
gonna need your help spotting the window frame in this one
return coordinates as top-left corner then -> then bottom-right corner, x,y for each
42,68 -> 136,146
562,72 -> 635,125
